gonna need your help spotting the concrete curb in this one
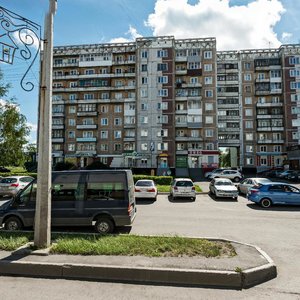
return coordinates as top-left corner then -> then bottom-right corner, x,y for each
0,237 -> 276,289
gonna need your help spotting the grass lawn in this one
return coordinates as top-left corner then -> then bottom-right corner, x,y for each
0,232 -> 236,258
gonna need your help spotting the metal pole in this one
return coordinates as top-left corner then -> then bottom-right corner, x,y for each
34,0 -> 56,248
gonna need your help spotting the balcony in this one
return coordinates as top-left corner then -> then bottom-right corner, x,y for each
124,137 -> 135,142
257,139 -> 284,144
218,139 -> 240,145
256,126 -> 284,131
76,124 -> 97,130
52,125 -> 64,130
218,127 -> 240,132
175,110 -> 187,115
75,150 -> 97,156
256,102 -> 283,107
256,114 -> 283,119
77,111 -> 98,117
53,112 -> 64,117
52,138 -> 64,143
76,137 -> 97,142
176,150 -> 188,155
175,122 -> 188,127
175,136 -> 189,141
187,122 -> 202,128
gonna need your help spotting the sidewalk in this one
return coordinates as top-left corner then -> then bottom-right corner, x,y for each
0,238 -> 276,289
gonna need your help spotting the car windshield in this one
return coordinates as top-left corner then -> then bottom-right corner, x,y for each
0,178 -> 17,184
136,181 -> 154,187
215,181 -> 233,186
176,181 -> 193,187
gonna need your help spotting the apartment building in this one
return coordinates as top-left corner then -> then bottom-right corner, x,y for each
51,37 -> 300,174
52,37 -> 218,174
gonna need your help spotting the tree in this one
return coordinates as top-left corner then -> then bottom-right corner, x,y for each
0,70 -> 30,167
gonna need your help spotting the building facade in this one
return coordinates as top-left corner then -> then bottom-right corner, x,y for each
51,37 -> 300,174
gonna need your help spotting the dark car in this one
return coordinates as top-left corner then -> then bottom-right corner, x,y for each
286,170 -> 300,182
0,167 -> 10,173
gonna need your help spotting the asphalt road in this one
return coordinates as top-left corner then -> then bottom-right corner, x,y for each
1,193 -> 300,299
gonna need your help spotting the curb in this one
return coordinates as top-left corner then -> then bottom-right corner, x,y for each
0,238 -> 276,289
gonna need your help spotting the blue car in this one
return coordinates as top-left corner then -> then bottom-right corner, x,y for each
247,182 -> 300,208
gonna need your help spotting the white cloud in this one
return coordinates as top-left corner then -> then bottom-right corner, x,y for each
110,25 -> 142,43
27,122 -> 38,144
281,32 -> 292,43
145,0 -> 286,50
0,98 -> 19,111
12,30 -> 40,50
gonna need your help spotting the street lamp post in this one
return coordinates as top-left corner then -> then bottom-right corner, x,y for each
34,0 -> 56,248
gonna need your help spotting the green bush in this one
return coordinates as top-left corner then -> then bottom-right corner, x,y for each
133,175 -> 173,185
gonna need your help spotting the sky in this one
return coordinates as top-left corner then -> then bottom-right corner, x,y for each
1,0 -> 300,144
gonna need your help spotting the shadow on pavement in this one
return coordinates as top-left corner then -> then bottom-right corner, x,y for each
135,199 -> 156,205
208,193 -> 238,202
167,195 -> 196,203
246,203 -> 300,212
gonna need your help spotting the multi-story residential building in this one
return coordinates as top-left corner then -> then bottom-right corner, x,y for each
52,37 -> 218,175
51,36 -> 300,175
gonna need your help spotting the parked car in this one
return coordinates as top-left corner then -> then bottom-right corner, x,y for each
0,176 -> 34,197
170,178 -> 196,201
0,170 -> 136,233
204,168 -> 226,179
209,170 -> 243,182
237,178 -> 271,195
277,170 -> 295,179
247,182 -> 300,208
134,179 -> 157,201
209,178 -> 238,200
286,170 -> 300,182
0,167 -> 10,173
265,169 -> 284,178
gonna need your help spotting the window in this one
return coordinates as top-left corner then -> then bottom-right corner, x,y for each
141,129 -> 148,137
289,57 -> 300,65
114,105 -> 122,113
244,97 -> 252,105
140,116 -> 148,124
142,77 -> 148,84
84,94 -> 94,100
245,85 -> 252,93
69,106 -> 76,114
245,133 -> 253,141
100,131 -> 108,139
85,69 -> 94,75
157,50 -> 168,58
204,77 -> 213,85
158,89 -> 168,97
204,64 -> 212,72
68,119 -> 76,126
204,51 -> 212,59
244,62 -> 251,70
157,102 -> 168,110
245,121 -> 253,129
292,132 -> 299,140
190,77 -> 198,84
141,89 -> 148,98
205,90 -> 213,97
78,104 -> 96,112
69,82 -> 77,88
246,157 -> 253,165
158,76 -> 168,84
205,103 -> 213,111
205,129 -> 214,137
53,105 -> 64,113
244,74 -> 252,81
260,158 -> 267,166
157,129 -> 168,137
141,103 -> 148,110
69,94 -> 77,101
101,92 -> 109,100
205,116 -> 213,124
114,144 -> 122,151
114,118 -> 122,126
68,131 -> 75,139
246,145 -> 253,152
157,143 -> 168,150
114,131 -> 122,139
101,118 -> 108,126
274,145 -> 281,152
188,62 -> 201,69
245,109 -> 253,116
141,64 -> 147,72
290,82 -> 300,89
100,144 -> 108,151
68,144 -> 75,151
141,50 -> 148,58
157,63 -> 168,71
141,143 -> 148,151
260,146 -> 267,152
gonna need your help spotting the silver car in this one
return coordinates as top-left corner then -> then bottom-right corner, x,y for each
209,178 -> 238,200
0,176 -> 34,197
170,178 -> 196,201
238,177 -> 271,195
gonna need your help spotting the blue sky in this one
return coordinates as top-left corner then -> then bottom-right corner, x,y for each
0,0 -> 300,143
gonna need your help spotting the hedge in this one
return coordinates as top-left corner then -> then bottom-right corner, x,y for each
133,175 -> 173,185
0,172 -> 37,178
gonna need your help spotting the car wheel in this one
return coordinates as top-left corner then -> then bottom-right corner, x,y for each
233,197 -> 238,201
192,197 -> 196,201
5,216 -> 23,231
154,196 -> 157,201
260,198 -> 272,208
233,177 -> 240,182
94,218 -> 114,234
